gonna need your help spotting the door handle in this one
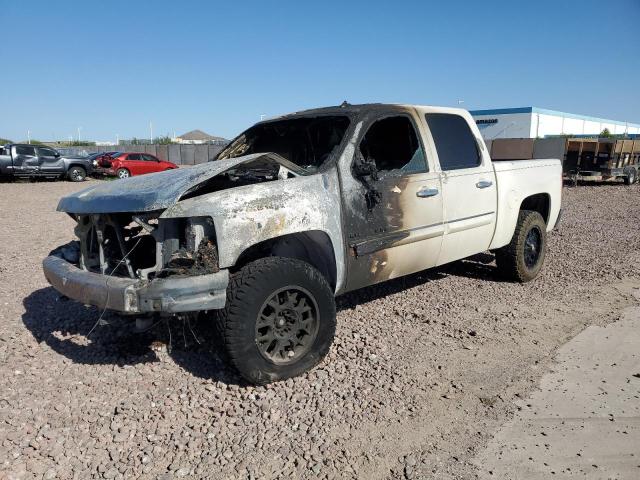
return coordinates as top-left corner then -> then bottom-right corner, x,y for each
416,187 -> 439,198
476,180 -> 493,189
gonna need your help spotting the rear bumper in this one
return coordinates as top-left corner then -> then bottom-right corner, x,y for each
42,255 -> 229,314
93,167 -> 115,176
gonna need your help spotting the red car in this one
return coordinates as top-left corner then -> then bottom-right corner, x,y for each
98,152 -> 177,178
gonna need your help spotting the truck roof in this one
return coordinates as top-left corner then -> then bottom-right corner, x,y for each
268,102 -> 469,120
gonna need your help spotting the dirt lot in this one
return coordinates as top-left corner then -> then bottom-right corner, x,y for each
1,179 -> 639,480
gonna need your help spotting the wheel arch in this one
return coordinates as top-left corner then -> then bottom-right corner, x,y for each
519,192 -> 551,224
232,230 -> 339,291
66,163 -> 87,172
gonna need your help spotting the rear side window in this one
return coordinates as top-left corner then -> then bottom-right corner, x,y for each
127,154 -> 141,161
359,116 -> 426,173
38,147 -> 57,157
142,154 -> 157,161
16,145 -> 36,156
425,114 -> 480,170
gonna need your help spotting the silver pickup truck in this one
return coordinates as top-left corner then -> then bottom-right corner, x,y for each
43,103 -> 562,384
0,144 -> 92,181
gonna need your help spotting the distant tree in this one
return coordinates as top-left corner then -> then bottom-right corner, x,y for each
155,135 -> 175,145
0,137 -> 12,144
600,128 -> 612,138
19,139 -> 44,145
67,141 -> 96,146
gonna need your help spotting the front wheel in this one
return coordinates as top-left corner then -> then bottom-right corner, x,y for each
495,210 -> 547,282
217,257 -> 336,385
67,166 -> 86,182
116,168 -> 130,179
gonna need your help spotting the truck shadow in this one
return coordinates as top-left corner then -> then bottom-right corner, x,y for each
336,252 -> 505,310
21,287 -> 244,385
435,252 -> 510,283
22,254 -> 502,385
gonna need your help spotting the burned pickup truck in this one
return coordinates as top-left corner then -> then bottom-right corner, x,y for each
43,104 -> 562,384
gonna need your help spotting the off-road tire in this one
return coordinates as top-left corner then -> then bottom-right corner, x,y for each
216,257 -> 336,385
67,166 -> 86,182
495,210 -> 547,283
116,168 -> 130,179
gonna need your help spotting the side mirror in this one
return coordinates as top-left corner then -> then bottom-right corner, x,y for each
54,152 -> 61,158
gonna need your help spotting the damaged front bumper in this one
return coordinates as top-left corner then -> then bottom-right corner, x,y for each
42,254 -> 229,314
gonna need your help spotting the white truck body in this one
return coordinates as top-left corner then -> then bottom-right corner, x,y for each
42,103 -> 562,383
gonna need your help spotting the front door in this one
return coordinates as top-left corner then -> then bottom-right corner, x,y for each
424,113 -> 497,265
141,154 -> 161,174
37,146 -> 64,174
340,113 -> 444,292
124,153 -> 145,175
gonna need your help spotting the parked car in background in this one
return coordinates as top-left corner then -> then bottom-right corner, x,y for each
0,144 -> 93,181
96,152 -> 177,178
89,152 -> 122,173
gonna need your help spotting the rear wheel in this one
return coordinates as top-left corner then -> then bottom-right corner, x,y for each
67,166 -> 86,182
216,257 -> 336,385
495,210 -> 547,282
116,168 -> 130,179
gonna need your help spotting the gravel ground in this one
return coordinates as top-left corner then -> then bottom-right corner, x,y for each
1,179 -> 639,480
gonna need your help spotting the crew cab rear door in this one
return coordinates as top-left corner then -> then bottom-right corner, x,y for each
12,145 -> 38,172
424,112 -> 497,265
341,112 -> 444,292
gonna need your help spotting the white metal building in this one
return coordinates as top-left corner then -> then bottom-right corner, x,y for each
470,107 -> 640,139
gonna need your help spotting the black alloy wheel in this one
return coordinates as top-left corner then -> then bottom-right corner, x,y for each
255,286 -> 320,365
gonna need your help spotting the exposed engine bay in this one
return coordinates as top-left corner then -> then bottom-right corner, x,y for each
54,212 -> 220,281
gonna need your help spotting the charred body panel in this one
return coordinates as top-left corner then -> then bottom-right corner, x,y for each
336,105 -> 444,292
160,169 -> 345,292
56,153 -> 308,214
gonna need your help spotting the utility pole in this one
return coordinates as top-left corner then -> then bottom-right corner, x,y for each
77,126 -> 82,143
116,134 -> 119,146
27,130 -> 31,144
150,121 -> 153,144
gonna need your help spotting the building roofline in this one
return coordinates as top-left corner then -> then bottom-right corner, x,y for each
469,107 -> 640,128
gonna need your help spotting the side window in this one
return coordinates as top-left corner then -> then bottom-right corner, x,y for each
38,147 -> 57,157
425,114 -> 480,170
359,116 -> 426,174
127,154 -> 141,161
16,145 -> 36,156
142,154 -> 157,161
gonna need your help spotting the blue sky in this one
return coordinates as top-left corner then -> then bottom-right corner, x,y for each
1,0 -> 639,142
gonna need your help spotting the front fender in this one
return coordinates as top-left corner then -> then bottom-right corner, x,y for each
161,170 -> 346,292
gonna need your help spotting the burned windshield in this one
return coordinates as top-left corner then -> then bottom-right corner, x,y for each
217,115 -> 350,171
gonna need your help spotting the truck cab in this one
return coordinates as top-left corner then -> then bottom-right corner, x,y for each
0,144 -> 92,181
